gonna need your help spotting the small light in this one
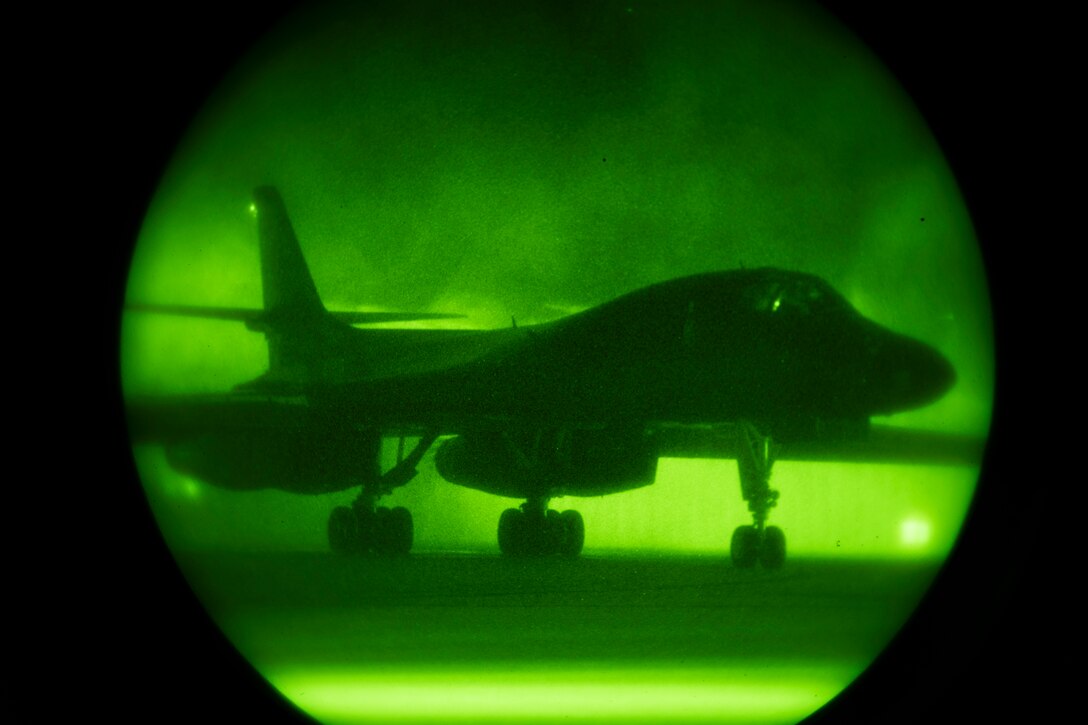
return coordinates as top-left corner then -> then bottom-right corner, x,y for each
899,517 -> 931,548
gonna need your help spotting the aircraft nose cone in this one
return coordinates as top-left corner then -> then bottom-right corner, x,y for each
916,343 -> 956,402
882,338 -> 956,411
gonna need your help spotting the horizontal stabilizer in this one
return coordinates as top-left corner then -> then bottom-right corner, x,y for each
125,303 -> 464,326
331,310 -> 466,325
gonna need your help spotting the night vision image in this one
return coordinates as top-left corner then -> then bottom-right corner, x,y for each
122,1 -> 992,723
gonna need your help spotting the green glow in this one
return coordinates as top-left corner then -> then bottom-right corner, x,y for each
122,2 -> 994,724
899,516 -> 932,549
269,664 -> 856,724
179,478 -> 202,501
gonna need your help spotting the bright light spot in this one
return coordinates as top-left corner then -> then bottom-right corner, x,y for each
248,202 -> 257,217
899,516 -> 931,549
163,475 -> 203,502
271,663 -> 857,724
182,479 -> 202,500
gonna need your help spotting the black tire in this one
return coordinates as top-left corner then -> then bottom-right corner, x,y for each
376,506 -> 413,556
328,506 -> 360,554
545,509 -> 565,555
498,508 -> 524,556
731,525 -> 759,568
559,510 -> 585,558
760,525 -> 786,569
358,507 -> 383,552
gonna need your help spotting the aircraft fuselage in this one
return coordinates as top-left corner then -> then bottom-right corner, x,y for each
306,269 -> 953,438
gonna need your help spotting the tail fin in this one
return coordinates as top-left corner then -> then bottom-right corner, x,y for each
129,187 -> 464,390
250,186 -> 341,385
254,186 -> 326,319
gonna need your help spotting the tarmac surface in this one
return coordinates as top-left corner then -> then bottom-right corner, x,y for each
168,551 -> 943,724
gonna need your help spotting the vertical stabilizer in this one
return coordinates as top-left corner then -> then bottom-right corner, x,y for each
250,186 -> 340,385
254,186 -> 326,318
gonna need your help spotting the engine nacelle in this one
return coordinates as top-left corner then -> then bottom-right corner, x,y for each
164,427 -> 380,494
435,428 -> 658,498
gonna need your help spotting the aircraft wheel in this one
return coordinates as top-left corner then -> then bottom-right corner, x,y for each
760,526 -> 786,569
375,506 -> 414,556
559,510 -> 585,558
356,507 -> 381,552
545,510 -> 565,554
731,525 -> 759,568
498,508 -> 525,556
328,506 -> 360,554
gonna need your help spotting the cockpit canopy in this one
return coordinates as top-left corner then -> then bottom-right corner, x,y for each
740,273 -> 854,317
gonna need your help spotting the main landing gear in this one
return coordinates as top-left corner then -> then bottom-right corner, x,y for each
329,501 -> 414,555
731,422 -> 786,569
498,497 -> 585,557
327,431 -> 437,556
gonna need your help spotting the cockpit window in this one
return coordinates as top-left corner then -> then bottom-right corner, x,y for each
743,277 -> 847,316
745,281 -> 783,313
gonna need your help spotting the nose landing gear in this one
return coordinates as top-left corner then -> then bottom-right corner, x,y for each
730,523 -> 786,569
731,423 -> 786,569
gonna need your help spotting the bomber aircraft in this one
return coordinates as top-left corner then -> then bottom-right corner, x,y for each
126,186 -> 978,567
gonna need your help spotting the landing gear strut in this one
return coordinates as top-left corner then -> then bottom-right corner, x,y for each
328,431 -> 437,556
731,423 -> 786,568
498,497 -> 584,557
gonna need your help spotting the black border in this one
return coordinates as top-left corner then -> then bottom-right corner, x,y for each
65,2 -> 1034,722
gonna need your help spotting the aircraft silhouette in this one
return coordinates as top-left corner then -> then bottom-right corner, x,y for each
126,186 -> 977,567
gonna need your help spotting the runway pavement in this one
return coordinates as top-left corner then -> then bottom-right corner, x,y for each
169,551 -> 941,724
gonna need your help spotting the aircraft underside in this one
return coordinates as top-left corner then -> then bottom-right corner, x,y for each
322,422 -> 788,567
